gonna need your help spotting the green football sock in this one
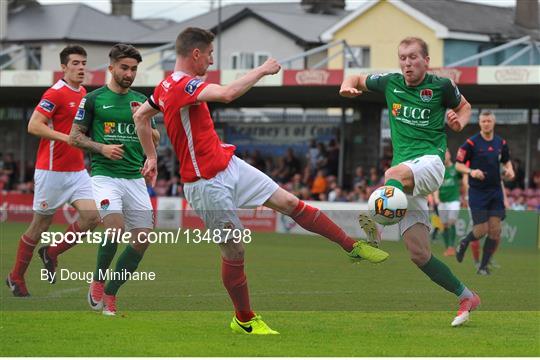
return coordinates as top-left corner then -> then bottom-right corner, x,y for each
105,246 -> 143,296
385,179 -> 404,192
442,228 -> 450,248
419,255 -> 465,296
94,236 -> 118,282
449,225 -> 456,247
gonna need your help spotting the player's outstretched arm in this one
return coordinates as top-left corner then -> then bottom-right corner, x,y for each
134,101 -> 161,186
69,123 -> 124,160
197,58 -> 281,104
27,111 -> 69,143
447,96 -> 471,132
339,74 -> 368,98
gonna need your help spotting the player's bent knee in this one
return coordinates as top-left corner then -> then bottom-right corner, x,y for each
473,223 -> 488,238
79,212 -> 101,231
384,167 -> 398,182
410,250 -> 430,266
219,241 -> 245,260
488,229 -> 501,240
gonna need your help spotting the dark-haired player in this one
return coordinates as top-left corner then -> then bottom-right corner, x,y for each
6,46 -> 101,297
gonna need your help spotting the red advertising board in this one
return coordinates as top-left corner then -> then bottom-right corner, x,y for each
428,67 -> 477,85
283,69 -> 344,86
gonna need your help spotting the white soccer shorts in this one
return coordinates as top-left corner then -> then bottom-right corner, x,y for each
33,169 -> 94,215
438,200 -> 460,224
91,176 -> 154,231
183,156 -> 279,242
399,155 -> 445,235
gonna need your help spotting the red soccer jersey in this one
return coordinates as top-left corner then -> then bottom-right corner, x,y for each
34,79 -> 86,171
150,72 -> 235,183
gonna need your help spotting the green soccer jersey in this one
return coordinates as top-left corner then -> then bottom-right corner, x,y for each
439,164 -> 461,202
74,86 -> 155,179
365,73 -> 461,165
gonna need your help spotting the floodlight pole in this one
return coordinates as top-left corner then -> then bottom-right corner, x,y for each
217,0 -> 222,71
525,108 -> 532,189
338,107 -> 346,187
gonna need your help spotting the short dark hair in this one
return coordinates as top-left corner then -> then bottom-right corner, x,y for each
399,37 -> 429,57
59,45 -> 87,65
480,110 -> 496,120
109,43 -> 142,63
175,27 -> 215,56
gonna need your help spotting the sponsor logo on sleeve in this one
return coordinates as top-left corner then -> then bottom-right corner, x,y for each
74,108 -> 85,120
185,78 -> 203,95
78,98 -> 86,108
455,85 -> 461,99
38,99 -> 56,113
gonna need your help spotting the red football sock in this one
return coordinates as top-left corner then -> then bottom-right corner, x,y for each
221,257 -> 255,322
290,200 -> 356,252
47,222 -> 81,259
471,239 -> 480,262
11,234 -> 38,280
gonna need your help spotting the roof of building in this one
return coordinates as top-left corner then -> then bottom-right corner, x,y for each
131,2 -> 350,45
322,0 -> 539,42
403,0 -> 538,40
5,3 -> 152,43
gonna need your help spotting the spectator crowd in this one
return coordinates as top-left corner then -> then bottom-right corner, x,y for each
2,143 -> 540,211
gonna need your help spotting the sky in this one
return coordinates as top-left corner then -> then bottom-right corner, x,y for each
37,0 -> 517,22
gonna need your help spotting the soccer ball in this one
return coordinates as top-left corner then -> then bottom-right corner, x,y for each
367,186 -> 408,225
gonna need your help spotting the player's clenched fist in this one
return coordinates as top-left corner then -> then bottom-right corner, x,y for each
447,110 -> 463,132
102,144 -> 124,160
141,157 -> 157,187
339,87 -> 362,98
260,58 -> 281,75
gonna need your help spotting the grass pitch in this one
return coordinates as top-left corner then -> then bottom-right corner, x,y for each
1,222 -> 539,356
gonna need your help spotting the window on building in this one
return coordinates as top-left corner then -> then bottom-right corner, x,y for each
345,46 -> 370,68
161,49 -> 176,71
26,46 -> 41,70
231,52 -> 269,69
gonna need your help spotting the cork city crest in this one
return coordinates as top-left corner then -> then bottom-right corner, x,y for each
420,89 -> 433,102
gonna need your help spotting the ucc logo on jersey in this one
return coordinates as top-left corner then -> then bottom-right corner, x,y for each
392,103 -> 431,120
104,122 -> 116,134
420,89 -> 433,102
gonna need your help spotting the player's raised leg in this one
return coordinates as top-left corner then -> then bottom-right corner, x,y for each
356,162 -> 414,253
265,187 -> 389,263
